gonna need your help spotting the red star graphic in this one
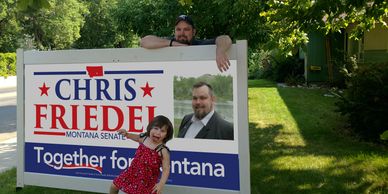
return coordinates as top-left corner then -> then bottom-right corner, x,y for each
39,83 -> 50,96
141,82 -> 154,97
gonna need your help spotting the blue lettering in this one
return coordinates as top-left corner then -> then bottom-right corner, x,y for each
74,79 -> 91,100
96,79 -> 113,100
114,79 -> 121,100
55,79 -> 71,100
54,78 -> 136,101
124,78 -> 136,101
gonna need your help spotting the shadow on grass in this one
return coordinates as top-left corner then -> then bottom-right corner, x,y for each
248,80 -> 276,88
248,122 -> 386,194
272,88 -> 388,193
249,80 -> 388,193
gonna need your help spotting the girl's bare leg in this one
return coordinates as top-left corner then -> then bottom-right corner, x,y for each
109,183 -> 119,194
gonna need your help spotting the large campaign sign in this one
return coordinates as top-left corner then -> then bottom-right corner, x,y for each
17,41 -> 249,194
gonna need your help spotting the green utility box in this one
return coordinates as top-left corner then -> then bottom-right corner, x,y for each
305,31 -> 328,82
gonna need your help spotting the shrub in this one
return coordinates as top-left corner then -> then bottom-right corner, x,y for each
0,53 -> 16,77
272,55 -> 304,83
284,73 -> 305,86
248,49 -> 305,83
336,61 -> 388,141
248,49 -> 272,79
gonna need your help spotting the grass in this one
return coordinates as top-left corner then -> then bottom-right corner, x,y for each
249,79 -> 388,194
1,79 -> 387,193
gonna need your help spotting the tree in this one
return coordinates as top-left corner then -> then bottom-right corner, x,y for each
182,0 -> 270,48
260,0 -> 388,55
113,0 -> 184,38
114,0 -> 270,48
18,0 -> 88,50
0,0 -> 22,52
74,0 -> 132,49
17,0 -> 51,10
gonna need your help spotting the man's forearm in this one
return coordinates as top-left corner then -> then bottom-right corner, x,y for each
140,35 -> 170,49
215,35 -> 232,72
215,35 -> 232,53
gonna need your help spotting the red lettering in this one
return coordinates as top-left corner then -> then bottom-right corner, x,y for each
84,105 -> 98,130
34,104 -> 47,128
33,104 -> 156,132
128,106 -> 143,132
147,106 -> 156,122
50,104 -> 69,129
101,105 -> 123,131
71,105 -> 79,130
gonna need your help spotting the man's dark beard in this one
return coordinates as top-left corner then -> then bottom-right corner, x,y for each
193,106 -> 209,120
194,111 -> 206,120
176,36 -> 192,45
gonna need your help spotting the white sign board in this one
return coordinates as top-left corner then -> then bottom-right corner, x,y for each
17,40 -> 249,194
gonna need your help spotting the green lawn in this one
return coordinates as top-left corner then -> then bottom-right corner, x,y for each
1,79 -> 387,193
249,79 -> 388,194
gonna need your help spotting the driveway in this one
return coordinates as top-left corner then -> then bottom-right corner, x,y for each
0,76 -> 17,172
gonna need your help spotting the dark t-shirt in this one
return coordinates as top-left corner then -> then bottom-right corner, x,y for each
169,37 -> 215,45
191,38 -> 215,45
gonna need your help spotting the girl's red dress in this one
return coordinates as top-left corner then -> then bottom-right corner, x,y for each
113,142 -> 162,194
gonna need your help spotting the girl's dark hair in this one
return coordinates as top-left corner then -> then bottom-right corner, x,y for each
145,115 -> 174,143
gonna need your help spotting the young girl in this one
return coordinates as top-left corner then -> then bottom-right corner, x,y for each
109,115 -> 173,194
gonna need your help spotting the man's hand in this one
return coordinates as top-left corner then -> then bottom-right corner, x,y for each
216,50 -> 231,72
215,35 -> 232,72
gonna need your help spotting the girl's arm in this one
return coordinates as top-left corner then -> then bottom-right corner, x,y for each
152,148 -> 170,194
117,129 -> 142,142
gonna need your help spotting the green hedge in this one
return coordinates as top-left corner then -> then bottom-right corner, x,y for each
0,53 -> 16,77
336,62 -> 388,141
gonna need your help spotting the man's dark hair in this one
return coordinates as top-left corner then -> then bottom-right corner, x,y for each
193,81 -> 214,96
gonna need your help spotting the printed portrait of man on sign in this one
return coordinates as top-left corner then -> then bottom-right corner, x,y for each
174,75 -> 234,140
